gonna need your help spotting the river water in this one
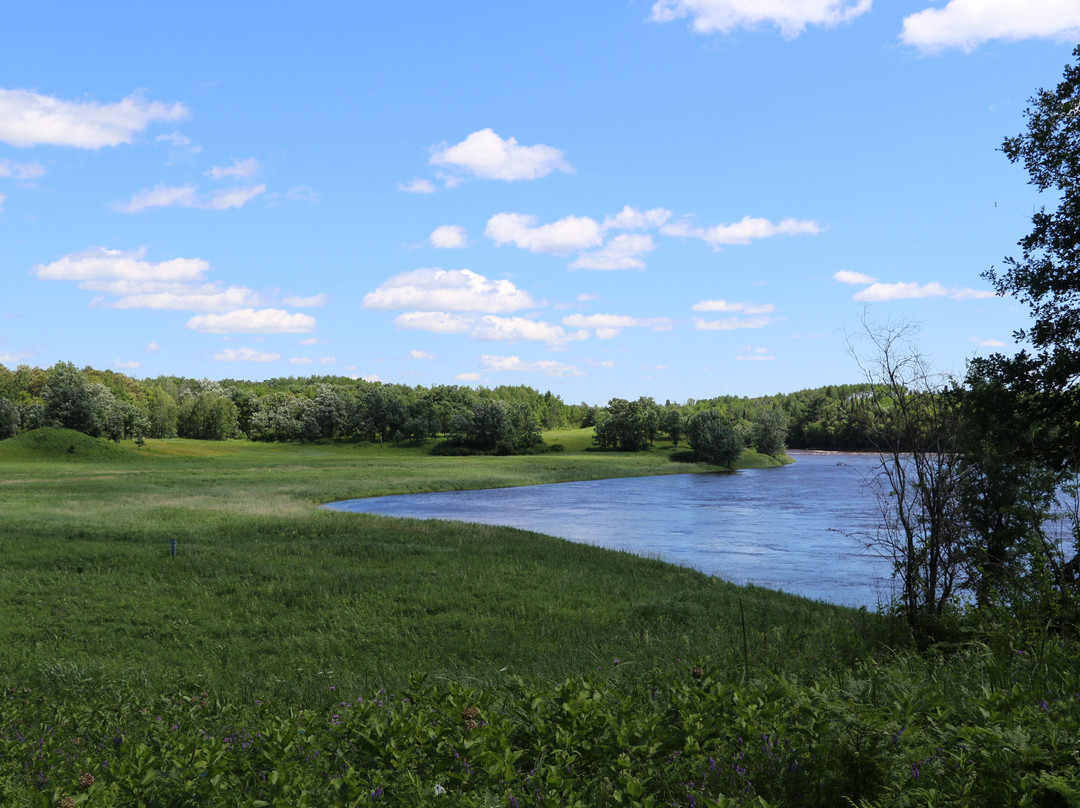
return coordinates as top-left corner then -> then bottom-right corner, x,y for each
323,452 -> 895,609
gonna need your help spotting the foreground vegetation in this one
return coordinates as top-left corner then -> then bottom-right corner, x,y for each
1,431 -> 1079,805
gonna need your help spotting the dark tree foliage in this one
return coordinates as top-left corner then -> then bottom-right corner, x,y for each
984,44 -> 1080,401
593,397 -> 659,452
686,410 -> 744,468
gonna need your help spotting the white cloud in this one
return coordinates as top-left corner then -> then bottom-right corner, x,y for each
562,313 -> 673,339
663,215 -> 821,247
35,247 -> 209,283
207,157 -> 260,179
410,350 -> 435,360
901,0 -> 1080,51
394,312 -> 588,346
833,270 -> 878,285
486,212 -> 603,254
691,299 -> 774,314
364,268 -> 534,313
974,337 -> 1007,347
320,356 -> 337,364
853,281 -> 949,302
282,293 -> 328,307
430,224 -> 468,249
290,357 -> 312,365
694,316 -> 771,330
299,337 -> 323,346
119,183 -> 265,212
736,347 -> 776,361
119,185 -> 197,212
571,234 -> 656,270
145,342 -> 160,352
0,350 -> 32,364
0,191 -> 5,211
186,308 -> 316,334
397,178 -> 436,194
204,184 -> 266,210
851,279 -> 996,302
108,284 -> 261,312
156,131 -> 198,150
430,128 -> 573,181
112,358 -> 140,370
215,347 -> 282,362
269,186 -> 319,205
0,159 -> 45,179
0,88 -> 188,148
456,372 -> 481,381
650,0 -> 872,37
601,205 -> 673,231
951,287 -> 996,301
479,354 -> 585,377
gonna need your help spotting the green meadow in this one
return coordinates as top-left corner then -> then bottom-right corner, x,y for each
2,429 -> 1079,806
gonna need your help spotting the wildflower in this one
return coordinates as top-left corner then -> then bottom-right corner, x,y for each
59,798 -> 76,808
79,772 -> 95,789
691,666 -> 704,680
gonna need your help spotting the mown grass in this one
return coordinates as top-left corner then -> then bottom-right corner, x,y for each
3,429 -> 1078,806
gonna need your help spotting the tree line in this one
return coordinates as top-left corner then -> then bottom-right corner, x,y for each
2,357 -> 896,461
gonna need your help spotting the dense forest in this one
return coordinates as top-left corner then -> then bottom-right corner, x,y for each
0,360 -> 881,456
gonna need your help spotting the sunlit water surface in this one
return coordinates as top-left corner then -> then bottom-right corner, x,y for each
323,452 -> 894,609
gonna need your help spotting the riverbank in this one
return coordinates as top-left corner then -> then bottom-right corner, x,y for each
3,430 -> 1079,805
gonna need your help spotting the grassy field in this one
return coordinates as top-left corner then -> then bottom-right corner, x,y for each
2,428 -> 1078,806
0,428 -> 814,701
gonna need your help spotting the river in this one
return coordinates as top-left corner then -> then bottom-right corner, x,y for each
323,451 -> 895,609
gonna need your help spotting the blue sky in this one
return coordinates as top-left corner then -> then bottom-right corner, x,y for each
2,1 -> 1078,404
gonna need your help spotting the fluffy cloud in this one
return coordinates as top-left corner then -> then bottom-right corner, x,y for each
0,88 -> 187,148
571,234 -> 656,270
430,225 -> 468,249
215,347 -> 282,362
119,183 -> 265,212
207,157 -> 260,179
562,313 -> 673,339
112,359 -> 140,370
394,312 -> 587,346
855,282 -> 944,302
0,159 -> 45,179
479,354 -> 584,377
694,316 -> 771,330
601,206 -> 673,231
108,285 -> 261,312
409,350 -> 435,360
289,357 -> 312,365
397,178 -> 435,194
486,212 -> 603,254
186,308 -> 316,334
833,270 -> 878,284
662,215 -> 821,247
364,268 -> 534,313
35,247 -> 208,283
901,0 -> 1080,51
430,128 -> 573,181
691,299 -> 774,314
650,0 -> 871,37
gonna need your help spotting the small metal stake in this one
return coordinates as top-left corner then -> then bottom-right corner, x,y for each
169,538 -> 178,558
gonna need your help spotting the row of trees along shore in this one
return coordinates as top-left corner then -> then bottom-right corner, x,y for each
0,361 -> 880,455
